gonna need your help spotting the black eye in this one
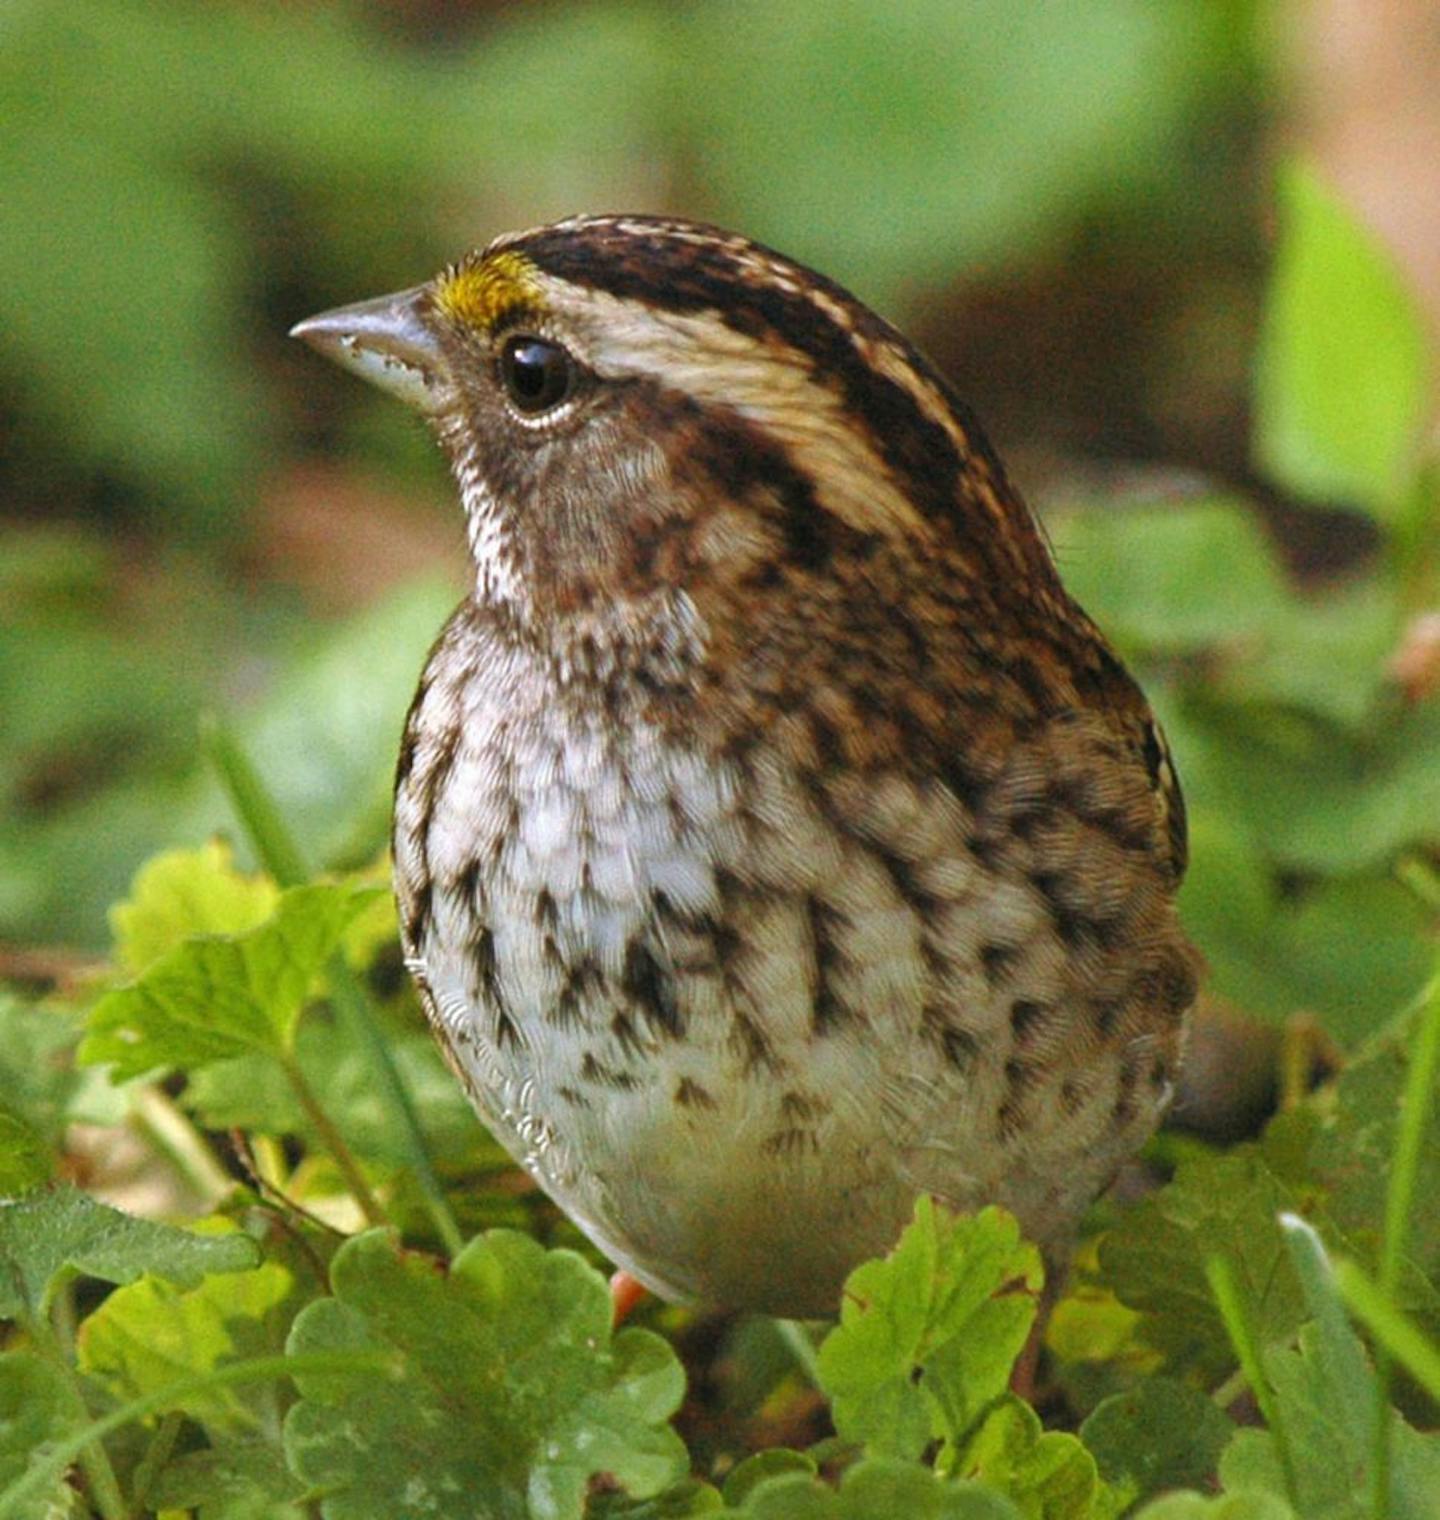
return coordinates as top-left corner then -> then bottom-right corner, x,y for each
499,334 -> 574,414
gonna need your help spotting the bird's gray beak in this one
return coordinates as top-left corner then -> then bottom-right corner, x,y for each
290,285 -> 448,413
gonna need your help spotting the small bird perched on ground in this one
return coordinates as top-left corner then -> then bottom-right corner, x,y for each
292,215 -> 1196,1317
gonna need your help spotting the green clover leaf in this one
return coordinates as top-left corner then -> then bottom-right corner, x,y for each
283,1229 -> 687,1520
80,881 -> 379,1079
817,1200 -> 1042,1460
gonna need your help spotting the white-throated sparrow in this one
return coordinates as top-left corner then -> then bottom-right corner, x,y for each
293,215 -> 1196,1316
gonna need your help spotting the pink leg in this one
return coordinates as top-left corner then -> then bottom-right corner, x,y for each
1010,1256 -> 1065,1403
610,1269 -> 649,1326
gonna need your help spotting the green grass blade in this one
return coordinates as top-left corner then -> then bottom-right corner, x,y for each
202,713 -> 464,1255
1335,1259 -> 1440,1406
1206,1252 -> 1299,1507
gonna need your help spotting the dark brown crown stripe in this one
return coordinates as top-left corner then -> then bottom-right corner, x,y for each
513,218 -> 1052,588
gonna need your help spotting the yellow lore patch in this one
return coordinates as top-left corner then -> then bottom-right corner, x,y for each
432,250 -> 543,330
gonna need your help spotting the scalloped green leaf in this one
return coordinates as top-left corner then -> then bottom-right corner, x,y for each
816,1200 -> 1042,1460
1098,1151 -> 1310,1379
0,1189 -> 259,1324
283,1229 -> 687,1520
1133,1492 -> 1295,1519
79,881 -> 380,1079
588,1479 -> 725,1519
722,1451 -> 817,1508
79,1255 -> 297,1432
1219,1320 -> 1440,1520
1263,1000 -> 1440,1314
739,1459 -> 1024,1518
951,1395 -> 1120,1519
1080,1376 -> 1233,1501
147,1441 -> 308,1520
109,839 -> 278,975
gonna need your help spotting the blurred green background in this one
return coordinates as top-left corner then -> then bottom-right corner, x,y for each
2,0 -> 1436,1054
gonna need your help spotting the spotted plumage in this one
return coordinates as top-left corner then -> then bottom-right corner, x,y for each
293,214 -> 1196,1315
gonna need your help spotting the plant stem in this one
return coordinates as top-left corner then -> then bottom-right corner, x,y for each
126,1410 -> 182,1520
128,1083 -> 235,1207
203,712 -> 464,1255
280,1050 -> 390,1230
250,1132 -> 291,1194
1209,1366 -> 1249,1410
0,1350 -> 397,1520
1206,1253 -> 1299,1508
775,1319 -> 823,1388
1381,972 -> 1440,1292
201,712 -> 308,888
30,1287 -> 127,1520
1370,968 -> 1440,1520
1396,857 -> 1440,914
1393,461 -> 1438,615
1336,1260 -> 1440,1405
326,953 -> 464,1255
